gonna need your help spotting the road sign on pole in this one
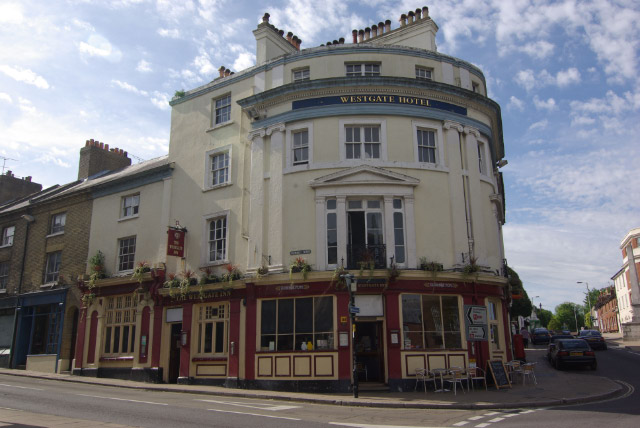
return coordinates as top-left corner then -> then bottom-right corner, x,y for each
464,305 -> 488,342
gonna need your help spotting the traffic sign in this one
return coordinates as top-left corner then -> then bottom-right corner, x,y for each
464,305 -> 487,325
349,306 -> 360,314
466,325 -> 488,341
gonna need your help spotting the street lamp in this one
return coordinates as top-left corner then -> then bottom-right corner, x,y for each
572,304 -> 579,332
577,281 -> 592,327
341,273 -> 358,398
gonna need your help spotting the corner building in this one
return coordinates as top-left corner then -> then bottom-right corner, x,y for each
78,7 -> 511,392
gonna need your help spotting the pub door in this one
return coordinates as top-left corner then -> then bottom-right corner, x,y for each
168,323 -> 182,383
354,321 -> 385,383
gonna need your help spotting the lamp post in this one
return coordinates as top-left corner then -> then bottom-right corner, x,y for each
341,274 -> 358,398
572,304 -> 579,333
577,281 -> 592,328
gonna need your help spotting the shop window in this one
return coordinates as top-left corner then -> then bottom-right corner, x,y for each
1,225 -> 15,247
118,236 -> 136,272
401,294 -> 461,349
104,295 -> 136,355
0,261 -> 8,290
260,296 -> 333,351
44,251 -> 62,284
50,212 -> 66,234
121,194 -> 140,219
196,303 -> 229,355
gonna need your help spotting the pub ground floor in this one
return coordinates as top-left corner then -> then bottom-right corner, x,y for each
73,270 -> 512,392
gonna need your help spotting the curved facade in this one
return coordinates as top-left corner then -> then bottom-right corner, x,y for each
75,9 -> 510,391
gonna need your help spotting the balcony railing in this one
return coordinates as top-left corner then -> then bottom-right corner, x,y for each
347,244 -> 387,270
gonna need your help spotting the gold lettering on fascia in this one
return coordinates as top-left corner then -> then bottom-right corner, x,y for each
172,290 -> 232,301
339,95 -> 429,106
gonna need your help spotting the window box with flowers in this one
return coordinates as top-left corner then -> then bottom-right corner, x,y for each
290,257 -> 312,280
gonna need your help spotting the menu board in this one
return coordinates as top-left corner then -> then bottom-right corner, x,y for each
486,360 -> 511,390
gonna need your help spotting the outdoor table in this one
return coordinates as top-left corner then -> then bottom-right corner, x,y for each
431,368 -> 450,392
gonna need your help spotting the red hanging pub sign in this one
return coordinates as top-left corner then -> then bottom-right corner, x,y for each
167,227 -> 186,257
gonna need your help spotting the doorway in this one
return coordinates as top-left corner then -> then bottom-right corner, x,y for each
168,323 -> 182,383
354,321 -> 385,383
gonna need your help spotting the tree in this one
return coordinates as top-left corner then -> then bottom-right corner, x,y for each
508,267 -> 532,318
548,317 -> 561,331
537,308 -> 553,328
554,302 -> 585,332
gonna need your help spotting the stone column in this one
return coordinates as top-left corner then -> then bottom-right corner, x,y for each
464,126 -> 481,262
444,120 -> 469,264
404,196 -> 417,268
266,123 -> 285,270
247,129 -> 266,270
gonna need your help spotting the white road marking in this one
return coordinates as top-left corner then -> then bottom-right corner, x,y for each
468,416 -> 484,420
484,412 -> 500,416
208,408 -> 300,421
521,410 -> 535,414
196,398 -> 300,411
0,383 -> 44,391
474,424 -> 491,428
503,413 -> 517,417
489,418 -> 504,422
329,424 -> 443,428
75,393 -> 167,406
453,422 -> 469,426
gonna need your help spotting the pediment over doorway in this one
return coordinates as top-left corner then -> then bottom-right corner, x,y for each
309,165 -> 419,188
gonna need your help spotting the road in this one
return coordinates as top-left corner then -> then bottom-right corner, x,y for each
0,345 -> 637,428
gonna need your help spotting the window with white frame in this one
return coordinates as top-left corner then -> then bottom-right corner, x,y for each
103,295 -> 136,355
487,300 -> 500,350
393,199 -> 405,264
345,125 -> 380,159
401,294 -> 461,349
50,213 -> 66,234
214,94 -> 231,125
292,68 -> 310,82
292,130 -> 309,165
211,152 -> 229,186
44,251 -> 62,283
417,128 -> 437,163
121,194 -> 139,219
118,236 -> 136,272
477,142 -> 487,175
208,216 -> 227,263
326,199 -> 337,265
346,63 -> 380,76
415,66 -> 432,80
260,296 -> 334,351
0,261 -> 9,290
196,303 -> 229,355
1,226 -> 15,247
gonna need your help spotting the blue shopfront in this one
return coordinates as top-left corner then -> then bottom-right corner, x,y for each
13,288 -> 68,371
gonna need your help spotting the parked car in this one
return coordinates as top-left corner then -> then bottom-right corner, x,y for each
576,330 -> 607,350
546,334 -> 575,361
550,339 -> 597,370
561,330 -> 571,335
531,328 -> 551,345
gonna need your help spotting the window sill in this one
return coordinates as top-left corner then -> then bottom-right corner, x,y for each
206,120 -> 234,133
200,260 -> 230,268
203,181 -> 233,193
0,289 -> 6,294
40,282 -> 56,289
46,232 -> 64,238
115,270 -> 134,276
0,244 -> 13,249
100,356 -> 134,362
118,215 -> 139,222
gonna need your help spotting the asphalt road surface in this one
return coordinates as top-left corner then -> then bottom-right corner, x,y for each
0,345 -> 637,428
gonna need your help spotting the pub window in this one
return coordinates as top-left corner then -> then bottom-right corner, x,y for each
401,294 -> 461,349
103,295 -> 136,355
196,303 -> 229,355
260,296 -> 334,351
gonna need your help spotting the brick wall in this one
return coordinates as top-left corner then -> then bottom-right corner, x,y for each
0,215 -> 28,295
0,173 -> 42,205
77,141 -> 131,180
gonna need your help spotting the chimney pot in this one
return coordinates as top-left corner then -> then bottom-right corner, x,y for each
85,140 -> 90,146
416,9 -> 421,19
422,6 -> 429,17
224,69 -> 231,76
26,176 -> 32,182
124,151 -> 128,157
400,14 -> 407,27
99,142 -> 104,149
358,29 -> 364,43
333,39 -> 338,44
339,37 -> 345,44
278,29 -> 284,36
327,41 -> 332,46
385,19 -> 392,32
262,13 -> 270,23
287,32 -> 293,42
296,39 -> 301,50
352,29 -> 358,43
364,27 -> 370,40
219,66 -> 225,77
371,25 -> 377,37
105,144 -> 109,151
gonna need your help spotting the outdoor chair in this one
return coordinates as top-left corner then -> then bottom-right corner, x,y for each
522,362 -> 537,385
467,367 -> 487,391
414,368 -> 437,393
506,360 -> 523,383
444,367 -> 466,395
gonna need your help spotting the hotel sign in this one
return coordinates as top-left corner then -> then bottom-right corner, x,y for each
292,94 -> 467,116
167,227 -> 186,258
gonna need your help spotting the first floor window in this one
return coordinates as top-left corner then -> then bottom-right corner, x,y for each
197,303 -> 229,354
118,237 -> 136,272
2,226 -> 14,246
208,217 -> 227,262
401,294 -> 461,350
393,199 -> 405,264
121,194 -> 140,218
50,213 -> 66,234
478,142 -> 486,175
0,261 -> 8,290
346,125 -> 380,159
214,94 -> 231,125
416,66 -> 432,80
211,152 -> 229,186
292,130 -> 309,165
260,296 -> 334,351
293,68 -> 310,82
104,295 -> 136,355
44,251 -> 62,283
346,63 -> 380,76
326,199 -> 337,265
417,128 -> 436,163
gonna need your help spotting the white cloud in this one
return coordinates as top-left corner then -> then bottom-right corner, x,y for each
533,96 -> 557,111
233,52 -> 255,72
156,0 -> 195,21
0,2 -> 24,24
111,79 -> 148,96
71,18 -> 95,32
0,92 -> 13,103
78,34 -> 122,62
136,59 -> 152,73
157,28 -> 180,38
529,120 -> 548,131
508,95 -> 525,111
0,65 -> 50,89
514,69 -> 536,91
193,51 -> 216,76
556,67 -> 581,87
515,67 -> 581,91
150,91 -> 170,110
518,40 -> 555,59
571,116 -> 596,126
18,97 -> 36,114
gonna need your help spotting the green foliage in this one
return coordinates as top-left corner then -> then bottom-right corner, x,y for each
554,302 -> 585,332
547,317 -> 562,331
419,257 -> 443,273
174,89 -> 185,98
290,257 -> 312,280
508,267 -> 532,318
537,308 -> 553,328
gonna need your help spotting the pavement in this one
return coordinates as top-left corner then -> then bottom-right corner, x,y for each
0,348 -> 630,412
601,331 -> 640,352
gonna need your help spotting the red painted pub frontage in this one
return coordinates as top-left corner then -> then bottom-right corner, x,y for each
73,268 -> 511,392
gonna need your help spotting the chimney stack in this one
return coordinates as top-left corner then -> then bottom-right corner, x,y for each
78,139 -> 132,180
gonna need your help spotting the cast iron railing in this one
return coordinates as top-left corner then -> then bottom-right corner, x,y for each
347,244 -> 387,270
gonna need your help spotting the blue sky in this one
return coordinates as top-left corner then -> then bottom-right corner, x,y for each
1,0 -> 638,311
